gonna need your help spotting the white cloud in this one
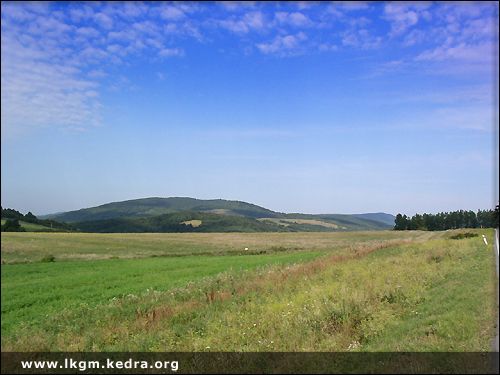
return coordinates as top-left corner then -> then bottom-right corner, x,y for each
76,26 -> 100,38
335,1 -> 370,11
132,20 -> 159,35
275,11 -> 312,27
2,1 -> 497,137
218,2 -> 257,12
79,46 -> 109,63
69,5 -> 95,23
158,47 -> 184,57
403,28 -> 426,46
318,43 -> 338,52
256,32 -> 307,55
218,18 -> 250,33
120,2 -> 148,18
108,29 -> 137,42
106,44 -> 122,54
342,28 -> 382,49
384,3 -> 420,36
325,5 -> 345,19
244,11 -> 265,29
415,42 -> 493,62
217,11 -> 267,34
1,2 -> 36,21
1,32 -> 101,136
94,12 -> 114,29
296,2 -> 318,10
87,69 -> 107,79
159,5 -> 185,20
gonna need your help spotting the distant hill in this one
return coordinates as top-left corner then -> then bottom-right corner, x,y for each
43,197 -> 279,223
74,211 -> 287,233
352,213 -> 396,227
43,197 -> 395,232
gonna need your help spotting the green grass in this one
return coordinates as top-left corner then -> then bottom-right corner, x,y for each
1,251 -> 323,340
149,230 -> 495,353
0,230 -> 428,263
0,229 -> 496,353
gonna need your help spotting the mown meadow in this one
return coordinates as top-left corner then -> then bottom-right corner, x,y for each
1,229 -> 497,353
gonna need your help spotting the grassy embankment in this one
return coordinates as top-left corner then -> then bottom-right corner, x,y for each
1,229 -> 496,353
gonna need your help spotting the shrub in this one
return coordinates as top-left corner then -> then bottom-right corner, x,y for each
450,232 -> 478,240
41,255 -> 56,263
1,219 -> 25,232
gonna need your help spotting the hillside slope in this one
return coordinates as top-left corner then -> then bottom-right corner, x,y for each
74,211 -> 287,233
352,212 -> 396,226
44,197 -> 280,223
44,197 -> 394,232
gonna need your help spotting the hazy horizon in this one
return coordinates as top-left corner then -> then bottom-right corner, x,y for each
4,194 -> 498,219
1,2 -> 499,217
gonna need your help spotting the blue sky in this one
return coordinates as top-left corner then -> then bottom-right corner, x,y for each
1,1 -> 498,216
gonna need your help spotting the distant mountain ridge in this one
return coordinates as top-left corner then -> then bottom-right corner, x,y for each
43,197 -> 395,232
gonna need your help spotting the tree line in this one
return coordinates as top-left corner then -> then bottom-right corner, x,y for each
394,206 -> 499,231
1,207 -> 75,232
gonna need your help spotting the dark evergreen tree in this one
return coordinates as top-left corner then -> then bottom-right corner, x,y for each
1,219 -> 25,232
394,214 -> 406,230
24,212 -> 38,223
393,208 -> 496,231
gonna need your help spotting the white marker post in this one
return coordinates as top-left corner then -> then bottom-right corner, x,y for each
482,235 -> 488,246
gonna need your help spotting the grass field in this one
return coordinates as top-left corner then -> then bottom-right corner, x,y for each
259,218 -> 344,229
1,229 -> 497,352
0,230 -> 426,264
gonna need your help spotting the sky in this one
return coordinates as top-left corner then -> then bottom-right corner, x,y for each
1,1 -> 499,216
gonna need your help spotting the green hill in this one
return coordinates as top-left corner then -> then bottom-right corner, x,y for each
352,212 -> 396,226
43,197 -> 394,232
44,197 -> 280,223
74,211 -> 287,233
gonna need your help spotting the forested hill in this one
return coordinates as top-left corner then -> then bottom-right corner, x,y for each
42,197 -> 281,222
39,197 -> 395,232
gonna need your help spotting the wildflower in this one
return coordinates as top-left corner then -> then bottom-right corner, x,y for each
347,341 -> 360,350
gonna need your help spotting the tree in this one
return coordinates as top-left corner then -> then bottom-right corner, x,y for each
394,213 -> 409,230
394,214 -> 404,230
1,219 -> 25,232
1,208 -> 23,220
410,213 -> 425,230
24,212 -> 38,223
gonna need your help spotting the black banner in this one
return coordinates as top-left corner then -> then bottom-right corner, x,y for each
1,352 -> 499,374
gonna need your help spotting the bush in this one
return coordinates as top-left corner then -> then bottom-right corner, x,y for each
1,219 -> 25,232
41,255 -> 56,263
450,232 -> 478,240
